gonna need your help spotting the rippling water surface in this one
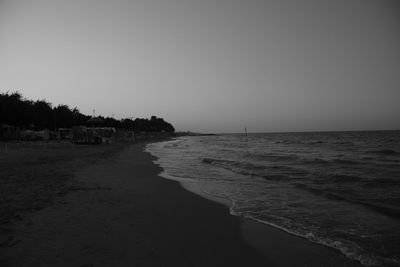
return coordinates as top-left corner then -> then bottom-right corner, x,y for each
146,131 -> 400,266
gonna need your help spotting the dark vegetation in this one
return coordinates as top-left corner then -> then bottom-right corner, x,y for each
0,92 -> 175,249
0,92 -> 175,132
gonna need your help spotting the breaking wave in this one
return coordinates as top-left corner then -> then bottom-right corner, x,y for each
147,131 -> 400,267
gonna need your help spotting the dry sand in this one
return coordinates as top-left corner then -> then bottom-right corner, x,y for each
0,141 -> 128,246
0,142 -> 362,266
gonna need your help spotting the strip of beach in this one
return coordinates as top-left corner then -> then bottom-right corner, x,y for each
0,140 -> 362,266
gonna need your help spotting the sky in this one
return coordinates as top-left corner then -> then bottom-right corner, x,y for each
0,0 -> 399,133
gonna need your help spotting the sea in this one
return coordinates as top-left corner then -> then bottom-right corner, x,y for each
146,131 -> 400,267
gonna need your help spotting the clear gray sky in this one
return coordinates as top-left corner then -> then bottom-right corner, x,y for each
1,0 -> 399,133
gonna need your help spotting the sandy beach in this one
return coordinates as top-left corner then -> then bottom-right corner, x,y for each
0,141 -> 362,266
1,0 -> 398,265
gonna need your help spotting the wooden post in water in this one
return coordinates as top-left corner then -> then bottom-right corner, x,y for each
245,127 -> 248,143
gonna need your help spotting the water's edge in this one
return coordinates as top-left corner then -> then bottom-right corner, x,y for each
145,144 -> 365,266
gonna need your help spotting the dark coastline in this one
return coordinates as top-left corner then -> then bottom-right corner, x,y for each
1,141 -> 363,266
1,142 -> 267,266
158,151 -> 364,267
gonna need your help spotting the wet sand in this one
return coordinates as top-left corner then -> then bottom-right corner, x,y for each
0,142 -> 362,266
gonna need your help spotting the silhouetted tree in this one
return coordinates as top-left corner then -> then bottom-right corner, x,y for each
121,118 -> 135,130
33,100 -> 54,129
54,105 -> 74,128
132,116 -> 174,133
71,107 -> 90,126
102,117 -> 121,128
0,92 -> 175,132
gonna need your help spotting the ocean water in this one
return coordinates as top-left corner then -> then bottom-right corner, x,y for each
146,131 -> 400,266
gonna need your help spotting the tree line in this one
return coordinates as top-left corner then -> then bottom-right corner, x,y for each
0,92 -> 175,132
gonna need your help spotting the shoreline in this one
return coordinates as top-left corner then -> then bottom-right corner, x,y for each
1,140 -> 363,266
147,141 -> 364,267
1,142 -> 268,266
159,175 -> 363,267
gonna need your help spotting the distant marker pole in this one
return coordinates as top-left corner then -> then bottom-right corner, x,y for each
245,127 -> 248,143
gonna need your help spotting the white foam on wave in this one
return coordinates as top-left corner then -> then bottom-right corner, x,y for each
145,137 -> 399,267
230,208 -> 379,267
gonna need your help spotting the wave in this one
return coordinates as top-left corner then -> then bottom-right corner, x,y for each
248,153 -> 300,163
310,158 -> 330,164
303,157 -> 398,167
294,183 -> 400,219
148,134 -> 400,267
294,183 -> 347,200
356,201 -> 400,220
333,141 -> 355,145
202,158 -> 269,179
333,159 -> 363,164
306,140 -> 326,144
202,158 -> 266,171
366,149 -> 399,155
363,178 -> 400,187
305,157 -> 399,167
230,207 -> 381,266
202,158 -> 400,219
202,158 -> 301,181
330,174 -> 363,183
